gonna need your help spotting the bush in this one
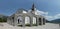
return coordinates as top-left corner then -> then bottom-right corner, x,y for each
33,24 -> 37,26
0,18 -> 2,22
18,25 -> 22,27
0,18 -> 7,22
25,24 -> 30,27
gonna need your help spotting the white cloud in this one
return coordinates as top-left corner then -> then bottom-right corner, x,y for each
45,14 -> 60,21
45,16 -> 54,21
36,10 -> 48,16
36,10 -> 60,21
54,14 -> 60,19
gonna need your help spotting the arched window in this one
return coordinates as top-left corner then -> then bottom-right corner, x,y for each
33,17 -> 36,24
25,16 -> 30,24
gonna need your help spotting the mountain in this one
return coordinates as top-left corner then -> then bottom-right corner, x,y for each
0,14 -> 8,18
50,19 -> 60,24
46,20 -> 51,23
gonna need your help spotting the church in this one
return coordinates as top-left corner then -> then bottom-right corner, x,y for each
7,4 -> 46,27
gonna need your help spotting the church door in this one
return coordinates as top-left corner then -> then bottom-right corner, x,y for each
17,16 -> 23,25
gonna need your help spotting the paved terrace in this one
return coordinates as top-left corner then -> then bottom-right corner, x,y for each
0,23 -> 60,29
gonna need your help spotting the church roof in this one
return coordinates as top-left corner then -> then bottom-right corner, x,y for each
16,8 -> 28,14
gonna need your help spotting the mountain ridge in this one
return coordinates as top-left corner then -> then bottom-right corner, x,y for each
50,19 -> 60,24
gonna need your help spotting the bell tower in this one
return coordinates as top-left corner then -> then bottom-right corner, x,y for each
31,3 -> 36,11
31,3 -> 36,14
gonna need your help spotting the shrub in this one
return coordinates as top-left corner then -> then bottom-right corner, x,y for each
25,24 -> 30,26
0,18 -> 7,22
33,24 -> 37,26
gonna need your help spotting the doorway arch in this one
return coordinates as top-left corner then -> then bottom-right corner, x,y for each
17,16 -> 23,25
33,17 -> 37,24
25,16 -> 30,24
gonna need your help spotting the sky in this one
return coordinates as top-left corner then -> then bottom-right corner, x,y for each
0,0 -> 60,21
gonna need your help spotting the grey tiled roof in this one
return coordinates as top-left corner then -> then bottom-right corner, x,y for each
17,8 -> 28,12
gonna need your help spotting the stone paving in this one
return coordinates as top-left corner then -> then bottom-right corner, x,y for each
0,23 -> 60,29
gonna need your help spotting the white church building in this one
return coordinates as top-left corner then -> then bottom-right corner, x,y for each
7,4 -> 46,27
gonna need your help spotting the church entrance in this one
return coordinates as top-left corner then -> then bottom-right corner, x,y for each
17,16 -> 23,25
33,17 -> 36,24
32,17 -> 37,26
25,16 -> 30,25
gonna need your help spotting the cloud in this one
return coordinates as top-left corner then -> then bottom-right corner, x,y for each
36,10 -> 60,21
45,14 -> 60,21
36,10 -> 54,21
54,14 -> 60,19
36,10 -> 48,16
45,16 -> 54,21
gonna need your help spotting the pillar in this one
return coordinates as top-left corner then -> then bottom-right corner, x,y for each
14,16 -> 17,26
7,18 -> 9,24
36,17 -> 39,26
30,17 -> 33,26
22,16 -> 25,27
43,18 -> 46,25
41,17 -> 43,25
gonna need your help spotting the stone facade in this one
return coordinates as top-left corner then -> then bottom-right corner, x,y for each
7,4 -> 46,27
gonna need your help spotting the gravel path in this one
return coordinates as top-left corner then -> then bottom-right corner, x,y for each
0,23 -> 60,29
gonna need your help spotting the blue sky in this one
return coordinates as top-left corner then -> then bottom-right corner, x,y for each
0,0 -> 60,21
